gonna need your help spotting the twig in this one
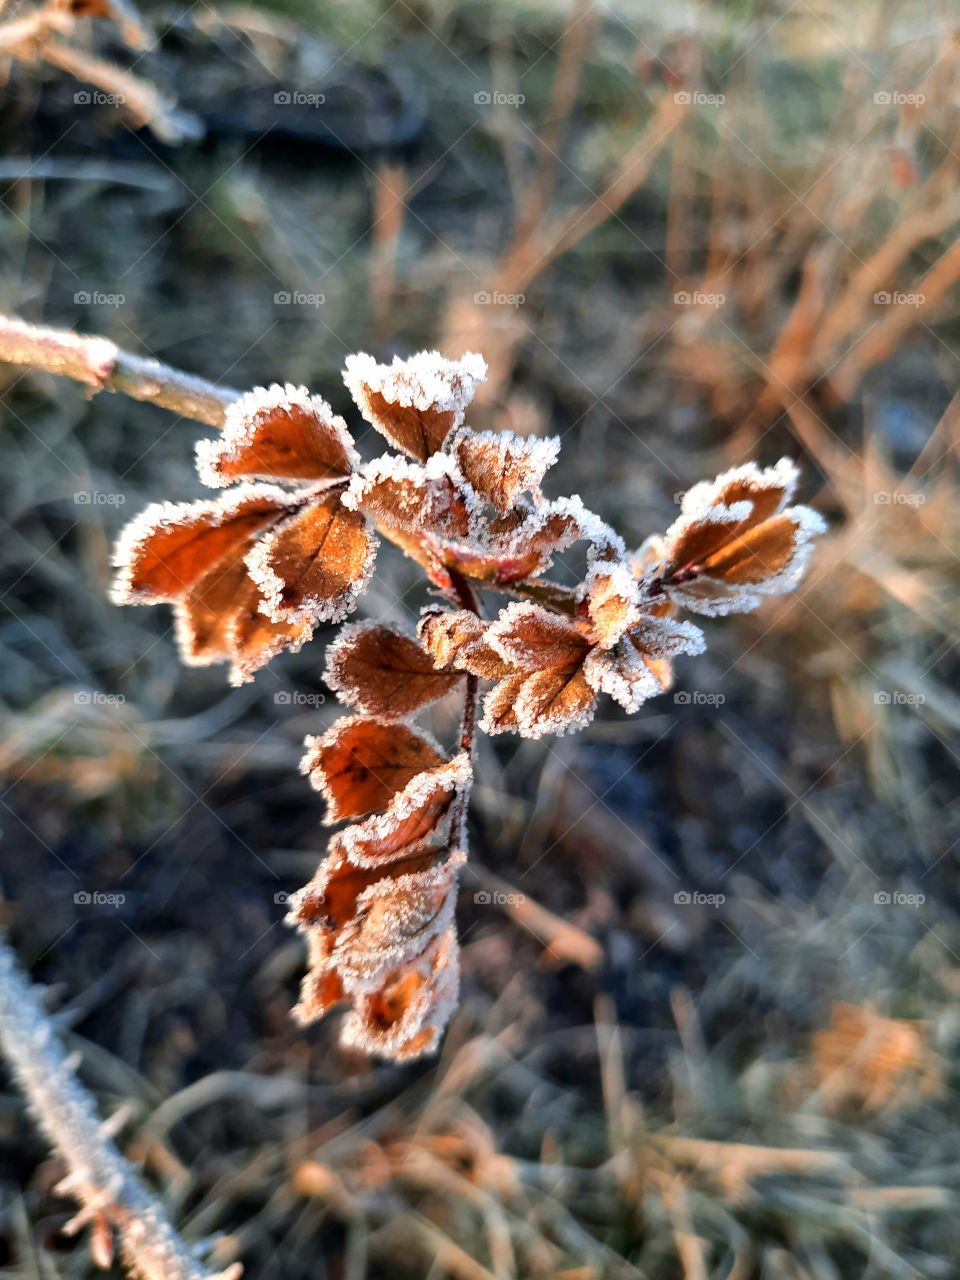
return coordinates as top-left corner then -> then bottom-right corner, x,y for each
447,567 -> 482,850
0,315 -> 236,427
0,933 -> 242,1279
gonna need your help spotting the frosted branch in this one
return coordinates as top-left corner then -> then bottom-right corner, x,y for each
0,935 -> 242,1280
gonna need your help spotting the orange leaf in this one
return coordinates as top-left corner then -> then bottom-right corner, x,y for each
301,717 -> 447,825
197,384 -> 358,486
335,755 -> 471,866
246,487 -> 377,626
341,927 -> 460,1061
480,603 -> 597,738
655,460 -> 826,615
343,454 -> 473,542
325,622 -> 462,720
452,428 -> 559,510
111,484 -> 294,603
343,350 -> 486,460
417,609 -> 512,679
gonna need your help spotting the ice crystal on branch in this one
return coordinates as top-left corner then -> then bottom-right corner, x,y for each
109,346 -> 826,1062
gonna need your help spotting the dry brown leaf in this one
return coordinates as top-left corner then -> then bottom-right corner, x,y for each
197,384 -> 358,486
301,717 -> 447,825
343,454 -> 473,542
325,621 -> 462,720
335,754 -> 471,866
646,459 -> 827,615
452,428 -> 559,510
342,927 -> 460,1061
111,484 -> 295,604
343,350 -> 486,460
417,609 -> 512,679
246,486 -> 377,626
480,602 -> 596,738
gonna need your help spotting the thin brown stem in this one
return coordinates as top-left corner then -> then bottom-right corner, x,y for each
0,315 -> 236,427
445,566 -> 482,848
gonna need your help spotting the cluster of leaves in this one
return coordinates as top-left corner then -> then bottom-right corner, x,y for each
112,350 -> 825,1060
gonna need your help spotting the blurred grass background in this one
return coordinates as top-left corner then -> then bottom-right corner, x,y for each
1,0 -> 960,1276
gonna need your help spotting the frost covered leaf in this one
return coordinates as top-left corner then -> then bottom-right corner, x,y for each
226,580 -> 314,684
176,558 -> 312,684
343,350 -> 487,460
417,609 -> 511,679
111,483 -> 321,684
649,459 -> 827,616
480,602 -> 596,738
433,498 -> 584,588
301,717 -> 447,825
581,561 -> 644,649
289,750 -> 471,1061
196,383 -> 358,487
246,487 -> 377,626
343,454 -> 473,542
335,754 -> 471,866
325,621 -> 462,720
451,429 -> 559,511
342,927 -> 460,1061
111,484 -> 294,604
584,613 -> 705,712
